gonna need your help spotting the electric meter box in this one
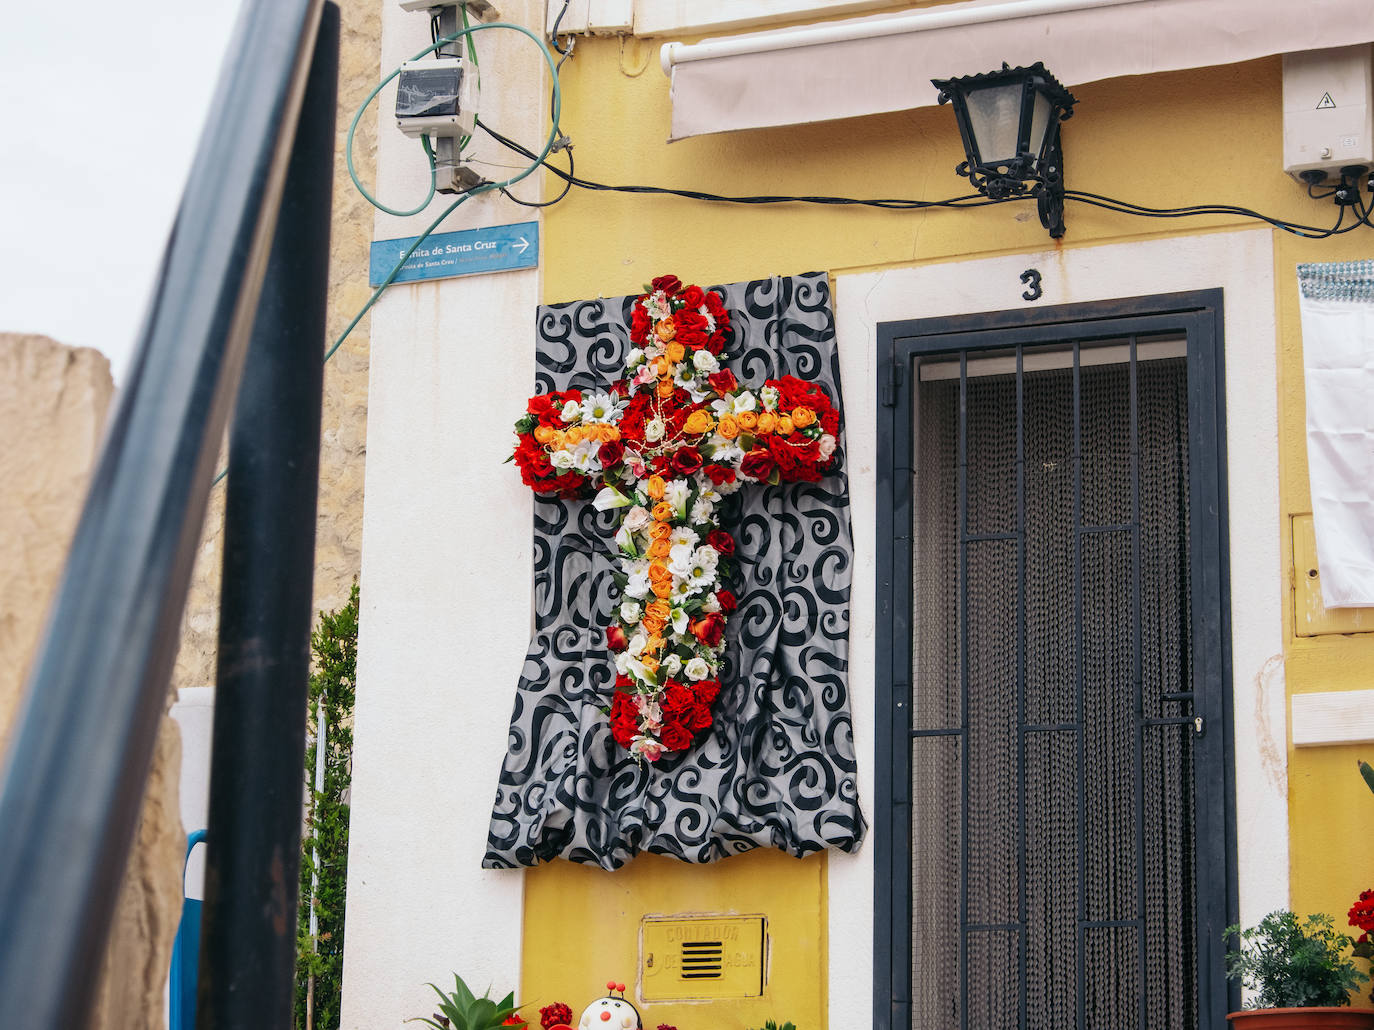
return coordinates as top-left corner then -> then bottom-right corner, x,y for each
1282,44 -> 1374,182
394,58 -> 478,140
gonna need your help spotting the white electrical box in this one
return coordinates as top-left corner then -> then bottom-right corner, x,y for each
394,58 -> 479,139
1283,44 -> 1374,182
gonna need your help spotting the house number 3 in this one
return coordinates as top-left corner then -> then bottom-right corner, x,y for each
1020,268 -> 1043,302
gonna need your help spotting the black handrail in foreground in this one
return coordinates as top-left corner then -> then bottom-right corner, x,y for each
0,0 -> 337,1026
197,5 -> 337,1026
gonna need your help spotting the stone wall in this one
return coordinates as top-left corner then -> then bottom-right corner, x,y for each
174,0 -> 380,690
0,333 -> 185,1030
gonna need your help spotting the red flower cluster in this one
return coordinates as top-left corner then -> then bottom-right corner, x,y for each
512,389 -> 595,498
539,1002 -> 574,1029
630,274 -> 731,355
609,675 -> 720,754
1351,889 -> 1374,942
756,375 -> 842,484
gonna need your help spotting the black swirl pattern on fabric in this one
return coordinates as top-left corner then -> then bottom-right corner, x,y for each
483,271 -> 866,870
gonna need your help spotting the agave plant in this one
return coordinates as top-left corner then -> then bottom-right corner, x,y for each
407,973 -> 526,1030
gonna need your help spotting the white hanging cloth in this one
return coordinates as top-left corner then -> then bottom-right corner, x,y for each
1297,260 -> 1374,607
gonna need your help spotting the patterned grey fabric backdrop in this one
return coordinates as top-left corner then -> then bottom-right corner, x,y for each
483,271 -> 865,870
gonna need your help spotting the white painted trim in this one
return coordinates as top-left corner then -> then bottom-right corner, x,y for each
1292,690 -> 1374,746
832,228 -> 1286,1027
548,0 -> 898,38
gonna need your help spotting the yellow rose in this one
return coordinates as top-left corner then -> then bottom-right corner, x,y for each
601,424 -> 621,442
566,425 -> 585,444
666,342 -> 686,364
683,410 -> 714,435
655,318 -> 677,342
756,412 -> 778,435
646,475 -> 666,500
792,406 -> 816,428
639,655 -> 660,674
550,431 -> 567,450
777,415 -> 795,436
717,414 -> 740,440
533,425 -> 556,444
652,501 -> 675,522
645,635 -> 664,654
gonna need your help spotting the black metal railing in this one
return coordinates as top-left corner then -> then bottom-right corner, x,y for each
0,1 -> 338,1026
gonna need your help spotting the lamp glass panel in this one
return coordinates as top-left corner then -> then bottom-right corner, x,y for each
964,81 -> 1024,167
1029,91 -> 1053,162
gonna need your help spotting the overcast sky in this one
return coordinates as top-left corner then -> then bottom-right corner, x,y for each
1,2 -> 246,382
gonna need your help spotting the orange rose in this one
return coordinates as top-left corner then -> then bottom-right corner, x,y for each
646,475 -> 666,500
645,634 -> 664,654
656,318 -> 676,342
792,406 -> 816,428
597,424 -> 620,442
647,538 -> 672,559
717,414 -> 740,440
683,410 -> 714,435
651,580 -> 674,599
566,425 -> 585,444
756,412 -> 778,435
652,501 -> 675,522
648,521 -> 672,540
648,563 -> 673,586
666,342 -> 686,364
736,410 -> 759,431
777,415 -> 795,436
550,431 -> 567,450
656,379 -> 675,399
642,612 -> 667,635
533,425 -> 556,444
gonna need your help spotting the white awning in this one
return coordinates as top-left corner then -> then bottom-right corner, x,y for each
661,0 -> 1374,140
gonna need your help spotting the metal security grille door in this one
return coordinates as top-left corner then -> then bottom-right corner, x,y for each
875,293 -> 1236,1030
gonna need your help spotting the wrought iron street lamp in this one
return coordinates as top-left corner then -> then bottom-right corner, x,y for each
932,62 -> 1078,238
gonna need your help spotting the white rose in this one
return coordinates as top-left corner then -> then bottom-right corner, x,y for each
626,348 -> 646,368
615,651 -> 632,674
645,418 -> 666,443
623,505 -> 651,532
692,350 -> 719,373
702,593 -> 722,614
625,570 -> 650,599
620,601 -> 643,624
660,654 -> 682,677
684,656 -> 710,681
819,434 -> 837,459
550,450 -> 574,469
561,399 -> 582,422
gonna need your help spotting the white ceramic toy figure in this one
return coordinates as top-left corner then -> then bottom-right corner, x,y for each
578,981 -> 641,1030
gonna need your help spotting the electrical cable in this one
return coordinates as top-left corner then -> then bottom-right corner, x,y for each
1063,188 -> 1359,239
215,21 -> 563,487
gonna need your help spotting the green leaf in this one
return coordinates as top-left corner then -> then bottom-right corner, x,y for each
466,996 -> 497,1028
1359,759 -> 1374,796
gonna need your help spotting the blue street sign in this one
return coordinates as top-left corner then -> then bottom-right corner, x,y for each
369,220 -> 538,286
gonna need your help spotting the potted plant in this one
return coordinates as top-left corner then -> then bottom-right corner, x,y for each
407,973 -> 527,1030
1225,910 -> 1373,1027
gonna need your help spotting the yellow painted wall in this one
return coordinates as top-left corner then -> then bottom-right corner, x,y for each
530,25 -> 1374,1022
522,851 -> 826,1030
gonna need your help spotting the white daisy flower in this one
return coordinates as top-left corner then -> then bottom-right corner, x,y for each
581,391 -> 621,423
690,498 -> 714,524
669,526 -> 700,551
684,656 -> 710,681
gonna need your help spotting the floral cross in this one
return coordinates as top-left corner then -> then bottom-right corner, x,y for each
511,275 -> 841,761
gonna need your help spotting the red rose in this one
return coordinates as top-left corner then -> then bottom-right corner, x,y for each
674,309 -> 708,348
660,720 -> 693,751
690,613 -> 726,647
528,393 -> 555,417
662,680 -> 695,713
651,274 -> 683,294
609,690 -> 638,747
630,304 -> 651,344
671,446 -> 703,476
598,439 -> 624,468
707,369 -> 737,395
687,704 -> 713,732
705,464 -> 736,486
715,589 -> 737,614
740,449 -> 776,482
606,626 -> 628,651
707,529 -> 734,556
694,679 -> 720,704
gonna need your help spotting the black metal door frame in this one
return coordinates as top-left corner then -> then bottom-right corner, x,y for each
873,290 -> 1238,1030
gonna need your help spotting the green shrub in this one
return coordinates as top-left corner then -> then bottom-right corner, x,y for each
1225,910 -> 1367,1008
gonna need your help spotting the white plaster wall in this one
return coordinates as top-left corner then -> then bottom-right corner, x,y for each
831,228 -> 1288,1025
339,2 -> 546,1026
